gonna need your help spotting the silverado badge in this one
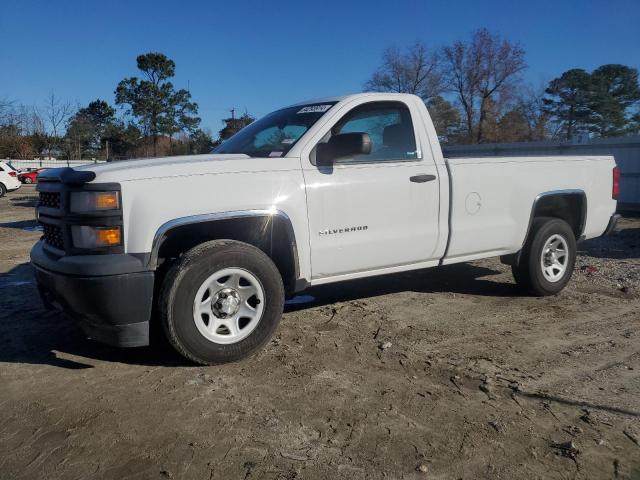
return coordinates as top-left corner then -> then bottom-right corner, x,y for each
319,226 -> 368,236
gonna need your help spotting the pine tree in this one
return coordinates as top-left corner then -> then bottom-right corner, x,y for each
115,53 -> 200,156
589,64 -> 640,137
543,69 -> 593,140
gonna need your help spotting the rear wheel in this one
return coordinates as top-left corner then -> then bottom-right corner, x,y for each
24,177 -> 33,184
0,183 -> 6,198
159,240 -> 285,365
512,217 -> 576,296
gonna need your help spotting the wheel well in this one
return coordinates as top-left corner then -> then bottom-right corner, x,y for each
531,192 -> 586,239
155,215 -> 299,295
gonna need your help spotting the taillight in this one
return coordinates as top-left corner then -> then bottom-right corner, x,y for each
8,171 -> 16,177
612,166 -> 620,200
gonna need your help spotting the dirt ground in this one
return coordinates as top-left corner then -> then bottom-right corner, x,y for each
1,185 -> 639,480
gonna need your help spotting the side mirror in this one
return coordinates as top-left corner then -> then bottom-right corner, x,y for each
317,132 -> 372,166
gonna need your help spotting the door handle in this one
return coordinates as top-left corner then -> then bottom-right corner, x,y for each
409,174 -> 436,183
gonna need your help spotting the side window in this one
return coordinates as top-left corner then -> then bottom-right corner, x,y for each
333,102 -> 418,162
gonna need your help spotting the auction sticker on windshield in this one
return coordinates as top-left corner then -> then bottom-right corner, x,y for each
297,105 -> 332,114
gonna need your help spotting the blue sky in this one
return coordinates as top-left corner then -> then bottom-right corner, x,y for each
2,0 -> 639,135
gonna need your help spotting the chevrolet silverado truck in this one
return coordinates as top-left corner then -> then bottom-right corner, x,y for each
31,93 -> 621,365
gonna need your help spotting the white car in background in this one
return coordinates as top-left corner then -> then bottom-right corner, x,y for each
0,161 -> 22,197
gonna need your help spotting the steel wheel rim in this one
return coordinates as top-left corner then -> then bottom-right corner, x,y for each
193,267 -> 265,344
540,234 -> 569,282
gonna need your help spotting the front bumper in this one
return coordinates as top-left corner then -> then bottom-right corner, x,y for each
31,241 -> 154,347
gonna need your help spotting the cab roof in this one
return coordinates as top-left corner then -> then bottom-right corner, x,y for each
286,92 -> 418,108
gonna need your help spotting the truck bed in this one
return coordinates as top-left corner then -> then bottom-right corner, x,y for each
442,155 -> 617,264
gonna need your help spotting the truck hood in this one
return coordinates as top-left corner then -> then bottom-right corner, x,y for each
74,154 -> 299,183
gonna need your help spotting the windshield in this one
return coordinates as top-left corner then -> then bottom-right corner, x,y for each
213,102 -> 337,157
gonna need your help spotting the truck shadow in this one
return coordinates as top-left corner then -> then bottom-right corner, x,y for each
9,197 -> 39,208
5,188 -> 39,208
285,262 -> 517,313
0,219 -> 41,231
0,261 -> 519,369
2,226 -> 637,368
0,263 -> 187,369
578,227 -> 639,260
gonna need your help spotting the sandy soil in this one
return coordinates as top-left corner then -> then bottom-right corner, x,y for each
1,185 -> 639,479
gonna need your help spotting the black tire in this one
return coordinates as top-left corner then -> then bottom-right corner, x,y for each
512,217 -> 576,296
159,240 -> 285,365
0,183 -> 6,198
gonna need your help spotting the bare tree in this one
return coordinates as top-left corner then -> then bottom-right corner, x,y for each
427,96 -> 462,143
365,42 -> 444,102
0,98 -> 14,127
43,91 -> 73,158
443,29 -> 526,143
29,107 -> 46,135
44,91 -> 72,138
515,85 -> 550,141
0,100 -> 38,159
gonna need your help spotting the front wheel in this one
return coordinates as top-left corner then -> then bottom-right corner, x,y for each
24,177 -> 33,184
159,240 -> 285,365
512,217 -> 576,296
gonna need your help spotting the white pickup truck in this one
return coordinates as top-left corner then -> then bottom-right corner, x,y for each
31,93 -> 620,364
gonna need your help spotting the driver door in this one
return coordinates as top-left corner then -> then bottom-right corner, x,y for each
302,100 -> 441,279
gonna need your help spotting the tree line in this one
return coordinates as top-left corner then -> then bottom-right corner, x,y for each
2,32 -> 639,161
365,29 -> 640,144
0,52 -> 251,160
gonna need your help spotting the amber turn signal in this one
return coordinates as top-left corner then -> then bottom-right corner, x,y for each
70,191 -> 120,213
71,225 -> 122,249
96,227 -> 121,246
95,192 -> 119,210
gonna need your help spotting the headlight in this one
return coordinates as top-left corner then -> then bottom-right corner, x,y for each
70,191 -> 120,213
71,226 -> 122,248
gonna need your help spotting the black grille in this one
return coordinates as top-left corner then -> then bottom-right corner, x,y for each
39,191 -> 61,209
43,224 -> 64,250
